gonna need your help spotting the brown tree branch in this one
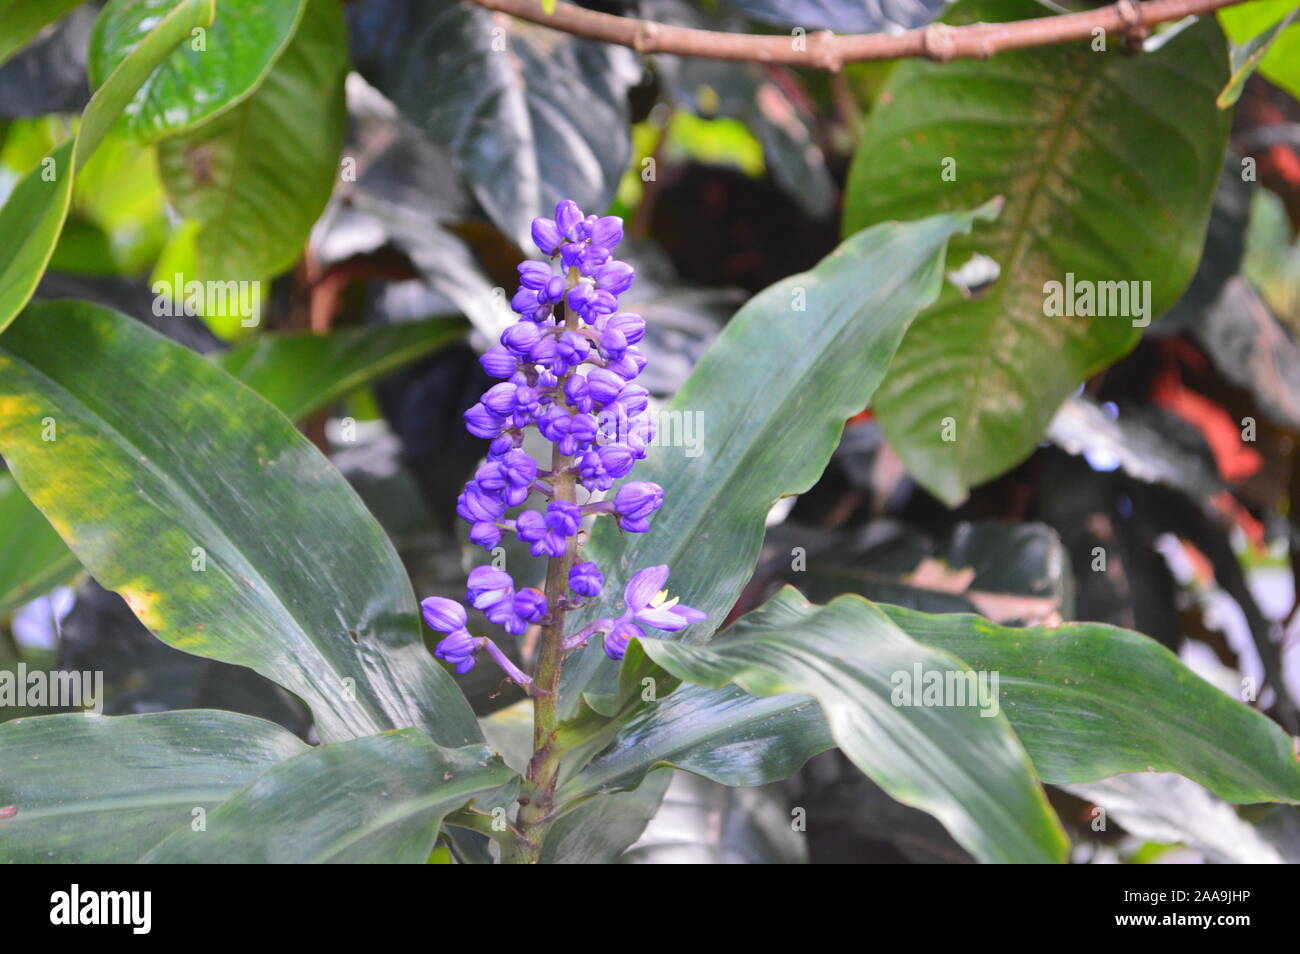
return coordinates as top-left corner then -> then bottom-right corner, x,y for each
470,0 -> 1249,69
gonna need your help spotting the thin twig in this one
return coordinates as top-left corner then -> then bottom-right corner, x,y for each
471,0 -> 1248,68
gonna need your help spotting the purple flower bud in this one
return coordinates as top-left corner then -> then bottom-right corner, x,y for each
546,500 -> 583,537
569,561 -> 604,598
603,620 -> 643,661
457,482 -> 505,524
513,588 -> 548,623
488,433 -> 517,458
613,383 -> 649,419
532,217 -> 562,255
470,521 -> 502,549
540,275 -> 567,305
481,345 -> 518,379
529,335 -> 559,368
587,216 -> 624,251
515,509 -> 546,543
532,532 -> 568,559
614,481 -> 663,533
597,443 -> 635,479
606,311 -> 645,346
501,322 -> 541,357
511,286 -> 540,316
606,347 -> 647,381
466,566 -> 514,610
564,375 -> 593,413
421,596 -> 467,634
555,201 -> 584,239
557,330 -> 590,368
594,261 -> 634,296
586,368 -> 625,405
560,241 -> 586,270
464,403 -> 506,440
518,260 -> 553,290
481,382 -> 519,417
435,630 -> 478,673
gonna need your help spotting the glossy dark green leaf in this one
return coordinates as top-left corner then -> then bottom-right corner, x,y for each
213,318 -> 468,421
882,605 -> 1300,804
156,0 -> 345,283
0,709 -> 307,862
0,0 -> 214,333
143,730 -> 515,862
843,0 -> 1230,504
349,0 -> 640,247
561,203 -> 1000,713
89,0 -> 307,142
561,675 -> 832,801
0,300 -> 480,746
540,768 -> 673,864
640,587 -> 1070,864
0,0 -> 86,67
0,473 -> 79,616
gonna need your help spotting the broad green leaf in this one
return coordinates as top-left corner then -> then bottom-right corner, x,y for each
0,709 -> 307,862
1221,0 -> 1300,102
1218,2 -> 1299,107
561,676 -> 833,801
639,587 -> 1070,864
561,203 -> 1002,714
0,0 -> 214,333
0,0 -> 86,67
89,0 -> 307,142
844,0 -> 1230,504
214,318 -> 467,422
0,473 -> 79,616
143,730 -> 514,862
156,0 -> 345,284
541,768 -> 673,864
881,605 -> 1300,804
0,300 -> 480,746
348,0 -> 640,247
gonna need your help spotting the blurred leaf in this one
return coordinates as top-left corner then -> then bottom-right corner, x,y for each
0,0 -> 86,68
0,0 -> 213,333
725,0 -> 946,32
1218,3 -> 1299,107
883,605 -> 1300,803
0,300 -> 480,745
620,772 -> 806,864
156,0 -> 345,284
0,473 -> 79,617
1221,0 -> 1300,101
845,0 -> 1230,504
1065,773 -> 1286,863
89,0 -> 306,142
214,318 -> 468,422
561,203 -> 999,711
0,5 -> 94,116
349,0 -> 640,247
640,587 -> 1070,864
787,520 -> 1072,624
143,731 -> 515,862
0,709 -> 307,862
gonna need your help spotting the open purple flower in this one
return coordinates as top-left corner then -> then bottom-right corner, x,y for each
598,565 -> 706,660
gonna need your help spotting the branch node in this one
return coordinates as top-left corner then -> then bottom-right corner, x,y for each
812,30 -> 842,72
921,23 -> 959,62
634,18 -> 658,53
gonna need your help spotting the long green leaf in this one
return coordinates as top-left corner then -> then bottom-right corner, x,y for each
638,586 -> 1070,864
155,0 -> 345,284
1221,0 -> 1300,102
561,202 -> 1002,714
843,0 -> 1229,504
0,300 -> 479,746
142,730 -> 514,862
882,605 -> 1300,804
89,0 -> 307,142
0,709 -> 307,862
0,0 -> 215,333
0,473 -> 79,617
214,318 -> 467,421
